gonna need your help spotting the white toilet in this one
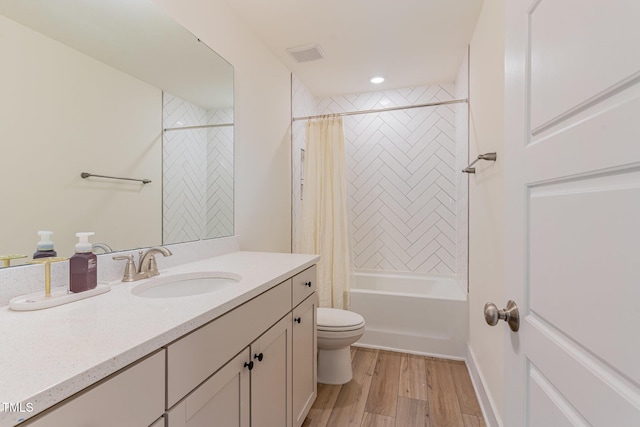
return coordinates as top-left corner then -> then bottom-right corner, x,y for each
317,307 -> 365,385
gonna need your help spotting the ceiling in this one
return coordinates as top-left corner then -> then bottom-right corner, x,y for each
221,0 -> 485,97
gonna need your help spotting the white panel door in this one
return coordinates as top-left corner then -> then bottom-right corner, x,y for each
504,0 -> 640,426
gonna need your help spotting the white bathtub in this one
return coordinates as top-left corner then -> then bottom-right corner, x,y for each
350,270 -> 468,359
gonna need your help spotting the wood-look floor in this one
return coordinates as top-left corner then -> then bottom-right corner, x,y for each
303,347 -> 486,427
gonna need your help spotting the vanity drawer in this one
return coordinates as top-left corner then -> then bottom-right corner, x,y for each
24,350 -> 165,427
292,265 -> 317,308
166,279 -> 292,408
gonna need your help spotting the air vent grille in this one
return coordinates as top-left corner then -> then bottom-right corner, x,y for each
286,43 -> 326,63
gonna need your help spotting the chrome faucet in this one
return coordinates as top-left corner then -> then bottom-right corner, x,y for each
112,246 -> 173,282
92,243 -> 114,254
138,246 -> 173,277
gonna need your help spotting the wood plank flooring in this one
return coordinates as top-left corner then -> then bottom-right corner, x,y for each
303,347 -> 485,427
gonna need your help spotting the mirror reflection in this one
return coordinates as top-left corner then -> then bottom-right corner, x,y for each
0,0 -> 234,265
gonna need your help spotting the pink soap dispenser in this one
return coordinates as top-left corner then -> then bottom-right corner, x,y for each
69,232 -> 97,293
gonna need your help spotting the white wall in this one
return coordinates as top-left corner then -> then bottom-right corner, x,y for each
0,15 -> 162,258
467,0 -> 506,425
291,75 -> 317,252
152,0 -> 293,253
455,49 -> 470,294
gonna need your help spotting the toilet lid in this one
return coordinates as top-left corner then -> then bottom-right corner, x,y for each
317,308 -> 365,330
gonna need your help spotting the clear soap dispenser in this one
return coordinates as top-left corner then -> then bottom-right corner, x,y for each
69,232 -> 97,293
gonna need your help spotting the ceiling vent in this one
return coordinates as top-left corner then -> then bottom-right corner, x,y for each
286,43 -> 326,63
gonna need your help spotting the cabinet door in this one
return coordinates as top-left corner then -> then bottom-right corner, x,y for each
167,280 -> 291,407
292,294 -> 317,427
24,351 -> 165,427
166,349 -> 250,427
251,314 -> 292,427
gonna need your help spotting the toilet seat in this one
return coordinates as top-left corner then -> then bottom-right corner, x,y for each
317,307 -> 365,332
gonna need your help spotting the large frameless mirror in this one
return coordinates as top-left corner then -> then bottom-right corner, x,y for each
0,0 -> 234,266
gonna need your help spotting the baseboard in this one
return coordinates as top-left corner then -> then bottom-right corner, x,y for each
466,345 -> 502,427
352,343 -> 466,362
355,329 -> 467,360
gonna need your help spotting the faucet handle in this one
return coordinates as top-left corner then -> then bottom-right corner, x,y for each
112,255 -> 137,282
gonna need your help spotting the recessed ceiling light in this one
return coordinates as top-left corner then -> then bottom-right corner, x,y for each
370,76 -> 385,84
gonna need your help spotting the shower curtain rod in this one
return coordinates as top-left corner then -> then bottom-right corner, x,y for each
292,98 -> 468,121
163,123 -> 234,132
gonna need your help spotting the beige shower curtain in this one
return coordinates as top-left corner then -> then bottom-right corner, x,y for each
301,116 -> 351,309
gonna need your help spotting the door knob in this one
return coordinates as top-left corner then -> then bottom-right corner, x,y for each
484,300 -> 519,332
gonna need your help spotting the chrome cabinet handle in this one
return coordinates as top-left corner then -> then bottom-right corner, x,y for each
484,300 -> 519,332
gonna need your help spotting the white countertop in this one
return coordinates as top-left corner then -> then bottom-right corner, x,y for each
0,251 -> 319,426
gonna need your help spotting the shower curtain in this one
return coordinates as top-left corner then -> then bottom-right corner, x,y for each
301,116 -> 351,309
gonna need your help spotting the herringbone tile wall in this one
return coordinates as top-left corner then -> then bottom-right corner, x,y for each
163,93 -> 233,244
206,108 -> 234,239
292,76 -> 468,277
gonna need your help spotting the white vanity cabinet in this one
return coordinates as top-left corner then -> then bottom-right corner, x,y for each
23,350 -> 165,427
166,264 -> 317,427
166,314 -> 293,427
149,418 -> 165,427
165,349 -> 251,427
290,265 -> 318,426
292,294 -> 317,427
250,314 -> 293,427
165,279 -> 292,409
17,262 -> 318,427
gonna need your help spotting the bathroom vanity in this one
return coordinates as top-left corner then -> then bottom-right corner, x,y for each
1,252 -> 318,427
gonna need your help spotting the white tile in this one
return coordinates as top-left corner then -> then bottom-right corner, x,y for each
293,83 -> 468,277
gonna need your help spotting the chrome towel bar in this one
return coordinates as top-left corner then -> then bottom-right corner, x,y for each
462,152 -> 497,174
81,172 -> 151,184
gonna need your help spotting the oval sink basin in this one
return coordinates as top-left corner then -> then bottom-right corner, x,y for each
132,272 -> 241,298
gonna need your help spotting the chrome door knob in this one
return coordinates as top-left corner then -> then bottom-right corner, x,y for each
484,300 -> 519,332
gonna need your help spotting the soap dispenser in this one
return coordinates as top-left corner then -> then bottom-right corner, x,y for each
33,230 -> 57,259
69,232 -> 97,293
